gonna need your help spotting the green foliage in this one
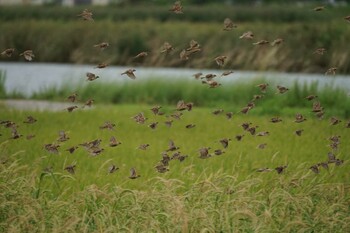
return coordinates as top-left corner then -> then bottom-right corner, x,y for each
1,19 -> 350,73
28,78 -> 350,117
0,103 -> 349,232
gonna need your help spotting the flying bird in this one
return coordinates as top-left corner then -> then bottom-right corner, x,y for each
1,48 -> 15,57
223,18 -> 237,31
19,50 -> 35,61
121,69 -> 137,80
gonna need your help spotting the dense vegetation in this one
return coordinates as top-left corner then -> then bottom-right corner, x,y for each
0,104 -> 349,232
1,5 -> 350,73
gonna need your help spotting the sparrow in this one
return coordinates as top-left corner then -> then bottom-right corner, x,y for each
129,167 -> 141,179
253,40 -> 269,46
160,42 -> 175,53
169,1 -> 183,14
223,18 -> 237,31
77,9 -> 93,21
305,95 -> 318,101
23,116 -> 37,124
93,42 -> 109,50
108,164 -> 119,174
239,31 -> 254,40
1,48 -> 15,57
121,69 -> 137,80
214,55 -> 227,67
67,93 -> 78,102
325,67 -> 337,75
313,6 -> 325,11
65,165 -> 76,174
19,50 -> 35,61
109,136 -> 121,147
271,38 -> 284,46
313,48 -> 326,55
134,51 -> 148,59
198,147 -> 211,159
276,85 -> 289,94
86,72 -> 99,81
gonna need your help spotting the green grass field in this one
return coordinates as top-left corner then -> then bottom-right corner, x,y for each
1,100 -> 349,232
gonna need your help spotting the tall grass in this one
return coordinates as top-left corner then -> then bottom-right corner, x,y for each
29,78 -> 350,117
0,153 -> 349,232
1,19 -> 350,73
0,5 -> 349,23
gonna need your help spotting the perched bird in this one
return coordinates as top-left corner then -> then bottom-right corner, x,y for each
77,9 -> 93,21
295,129 -> 304,136
67,93 -> 78,102
223,18 -> 237,31
160,42 -> 175,53
313,6 -> 325,11
93,42 -> 109,50
214,55 -> 227,67
65,165 -> 76,174
23,115 -> 37,124
199,147 -> 211,159
239,31 -> 254,40
313,48 -> 326,55
86,72 -> 99,81
129,168 -> 141,179
253,40 -> 269,46
169,1 -> 183,14
19,50 -> 35,61
99,121 -> 116,130
271,38 -> 284,46
1,48 -> 15,57
108,165 -> 119,174
325,67 -> 337,75
65,106 -> 78,112
109,136 -> 121,147
305,95 -> 318,101
257,83 -> 269,93
276,85 -> 289,94
294,113 -> 307,123
257,143 -> 267,149
134,51 -> 148,59
138,144 -> 150,150
121,69 -> 137,80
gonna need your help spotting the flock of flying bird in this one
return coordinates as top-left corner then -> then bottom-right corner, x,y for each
1,1 -> 349,178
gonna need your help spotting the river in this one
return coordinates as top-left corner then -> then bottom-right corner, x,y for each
0,62 -> 349,97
